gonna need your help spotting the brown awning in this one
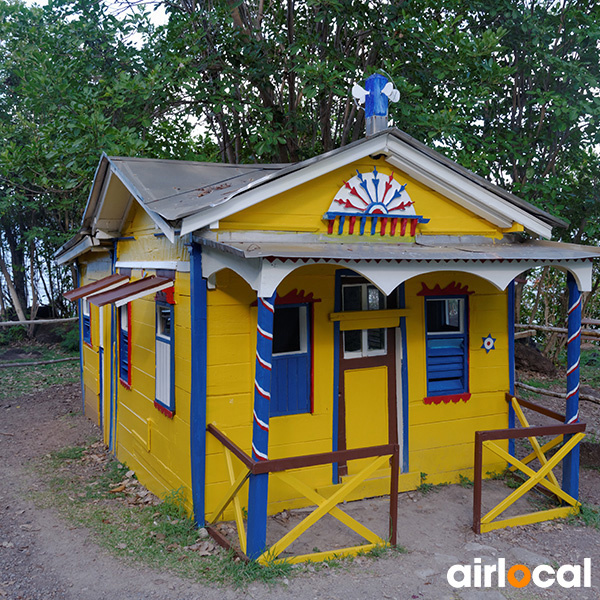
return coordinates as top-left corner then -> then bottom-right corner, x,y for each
89,276 -> 173,308
63,273 -> 129,302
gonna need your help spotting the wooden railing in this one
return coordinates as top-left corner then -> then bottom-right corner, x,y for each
473,394 -> 586,534
206,424 -> 399,563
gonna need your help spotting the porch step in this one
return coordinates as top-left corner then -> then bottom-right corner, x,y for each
316,470 -> 421,503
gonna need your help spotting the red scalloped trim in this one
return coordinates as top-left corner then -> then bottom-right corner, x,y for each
417,282 -> 474,296
251,289 -> 321,306
424,393 -> 471,405
154,400 -> 174,418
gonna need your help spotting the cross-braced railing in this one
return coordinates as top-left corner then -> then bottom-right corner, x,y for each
206,424 -> 399,564
473,394 -> 586,534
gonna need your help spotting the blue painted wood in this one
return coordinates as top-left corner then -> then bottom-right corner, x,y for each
119,329 -> 129,382
109,242 -> 118,453
99,348 -> 104,424
271,354 -> 310,416
563,272 -> 581,500
508,280 -> 516,456
190,241 -> 208,527
247,292 -> 276,560
364,73 -> 389,118
76,267 -> 85,412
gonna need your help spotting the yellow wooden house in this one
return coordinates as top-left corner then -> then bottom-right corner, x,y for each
57,121 -> 597,561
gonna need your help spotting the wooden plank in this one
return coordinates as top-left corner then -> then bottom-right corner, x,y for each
0,357 -> 79,368
480,506 -> 578,533
258,454 -> 389,561
481,433 -> 585,524
483,439 -> 580,507
223,447 -> 248,553
506,393 -> 565,421
511,398 -> 560,490
207,462 -> 250,525
263,543 -> 381,565
274,471 -> 385,545
207,424 -> 255,470
253,444 -> 395,475
205,526 -> 250,562
509,435 -> 564,472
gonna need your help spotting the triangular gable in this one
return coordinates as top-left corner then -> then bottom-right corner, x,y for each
180,129 -> 563,240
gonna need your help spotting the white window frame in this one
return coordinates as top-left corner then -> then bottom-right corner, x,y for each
342,282 -> 387,359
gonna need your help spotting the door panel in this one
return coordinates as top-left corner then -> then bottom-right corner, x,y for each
338,327 -> 397,478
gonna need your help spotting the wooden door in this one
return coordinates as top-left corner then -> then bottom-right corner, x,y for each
338,327 -> 397,478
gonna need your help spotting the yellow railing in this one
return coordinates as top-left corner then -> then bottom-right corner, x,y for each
206,424 -> 399,563
473,394 -> 586,534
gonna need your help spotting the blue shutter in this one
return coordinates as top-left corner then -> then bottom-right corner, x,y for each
119,329 -> 129,382
426,336 -> 467,394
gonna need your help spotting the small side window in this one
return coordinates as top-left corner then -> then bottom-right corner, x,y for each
155,302 -> 175,415
119,303 -> 131,387
82,298 -> 91,345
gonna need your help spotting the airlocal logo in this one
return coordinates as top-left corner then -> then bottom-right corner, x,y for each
447,558 -> 592,589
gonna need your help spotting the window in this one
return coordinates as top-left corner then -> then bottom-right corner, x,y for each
82,298 -> 91,345
342,282 -> 386,358
271,304 -> 312,417
155,302 -> 175,415
119,303 -> 131,387
425,297 -> 468,395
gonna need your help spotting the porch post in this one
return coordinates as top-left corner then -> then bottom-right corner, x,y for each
246,293 -> 276,559
563,272 -> 581,499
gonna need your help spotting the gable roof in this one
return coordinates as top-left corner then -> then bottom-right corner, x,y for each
55,127 -> 569,265
177,128 -> 565,239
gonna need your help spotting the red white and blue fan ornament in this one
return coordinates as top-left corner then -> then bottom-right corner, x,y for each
481,334 -> 496,353
329,167 -> 415,217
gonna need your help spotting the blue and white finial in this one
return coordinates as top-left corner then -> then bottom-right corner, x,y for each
352,73 -> 400,136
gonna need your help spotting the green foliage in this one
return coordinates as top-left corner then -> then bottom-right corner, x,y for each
567,503 -> 600,529
417,472 -> 448,495
458,474 -> 474,488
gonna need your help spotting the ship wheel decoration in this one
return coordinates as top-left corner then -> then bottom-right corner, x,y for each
323,167 -> 429,236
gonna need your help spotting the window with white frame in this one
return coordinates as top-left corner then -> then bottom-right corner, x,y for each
155,302 -> 175,414
341,282 -> 387,358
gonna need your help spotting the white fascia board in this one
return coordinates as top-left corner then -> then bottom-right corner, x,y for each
384,139 -> 553,239
106,162 -> 176,243
115,260 -> 190,273
114,281 -> 174,307
180,136 -> 392,236
54,236 -> 96,266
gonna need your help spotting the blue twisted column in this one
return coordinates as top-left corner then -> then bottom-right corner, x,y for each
563,272 -> 581,500
246,293 -> 276,559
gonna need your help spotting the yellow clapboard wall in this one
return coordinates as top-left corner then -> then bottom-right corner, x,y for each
220,158 -> 522,239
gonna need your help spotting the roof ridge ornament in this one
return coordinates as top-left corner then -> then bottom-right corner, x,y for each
352,73 -> 400,136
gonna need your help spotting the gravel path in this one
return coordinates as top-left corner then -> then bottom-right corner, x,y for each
1,383 -> 599,599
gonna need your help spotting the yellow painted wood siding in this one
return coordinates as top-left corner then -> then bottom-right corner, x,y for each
220,158 -> 519,239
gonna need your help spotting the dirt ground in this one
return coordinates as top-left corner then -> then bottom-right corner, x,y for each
1,380 -> 600,600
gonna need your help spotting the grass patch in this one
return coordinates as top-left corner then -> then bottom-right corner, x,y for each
416,472 -> 448,495
0,346 -> 79,401
567,503 -> 600,529
458,474 -> 474,488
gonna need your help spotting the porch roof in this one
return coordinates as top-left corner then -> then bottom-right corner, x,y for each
197,233 -> 600,263
197,232 -> 600,296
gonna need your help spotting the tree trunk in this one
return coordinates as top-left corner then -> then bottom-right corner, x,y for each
0,252 -> 27,322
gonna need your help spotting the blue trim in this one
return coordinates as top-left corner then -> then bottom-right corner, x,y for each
98,348 -> 104,424
563,273 -> 581,500
508,280 -> 516,456
247,473 -> 269,559
424,296 -> 469,395
77,267 -> 85,412
190,242 -> 207,527
398,283 -> 410,473
271,303 -> 312,417
109,242 -> 118,453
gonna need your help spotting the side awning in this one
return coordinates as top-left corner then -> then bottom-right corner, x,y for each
89,276 -> 173,308
64,273 -> 130,302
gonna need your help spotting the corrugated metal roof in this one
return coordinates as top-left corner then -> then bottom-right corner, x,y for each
198,235 -> 600,262
89,276 -> 173,307
108,157 -> 289,221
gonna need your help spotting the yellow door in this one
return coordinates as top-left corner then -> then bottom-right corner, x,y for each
338,328 -> 397,477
